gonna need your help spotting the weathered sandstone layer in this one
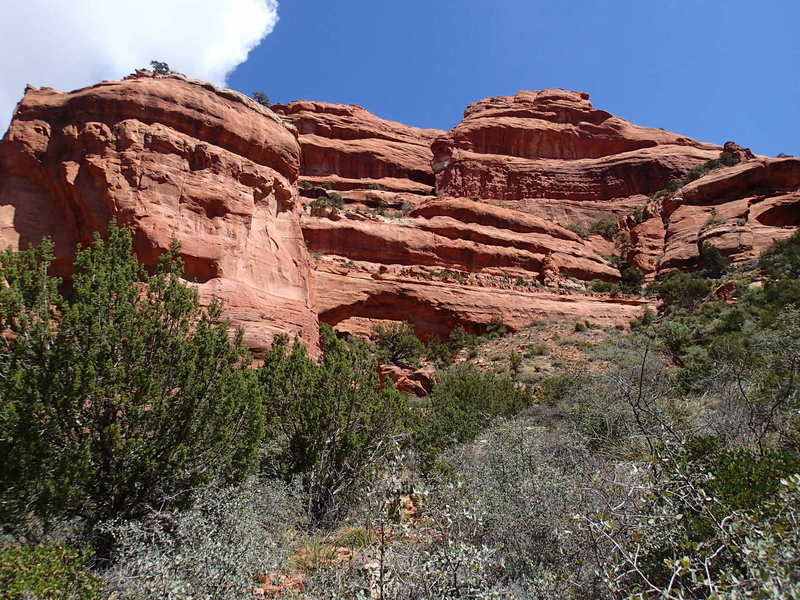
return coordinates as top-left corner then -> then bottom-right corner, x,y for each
433,89 -> 721,226
624,156 -> 800,274
272,100 -> 444,199
0,73 -> 319,354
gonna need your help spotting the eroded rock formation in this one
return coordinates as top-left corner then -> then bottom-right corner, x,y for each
2,78 -> 796,350
433,89 -> 721,226
0,73 -> 319,355
272,101 -> 443,196
624,156 -> 800,274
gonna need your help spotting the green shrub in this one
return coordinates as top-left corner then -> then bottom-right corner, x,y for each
252,91 -> 271,106
565,223 -> 588,238
619,265 -> 645,294
259,326 -> 410,524
149,60 -> 171,75
414,366 -> 531,468
103,479 -> 296,600
310,192 -> 344,211
589,279 -> 619,294
587,217 -> 619,240
509,351 -> 522,374
372,321 -> 426,368
537,372 -> 578,405
649,270 -> 711,311
700,242 -> 730,277
0,543 -> 101,600
0,227 -> 263,539
526,342 -> 549,357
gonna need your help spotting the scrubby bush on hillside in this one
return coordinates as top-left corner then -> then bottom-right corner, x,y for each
588,216 -> 620,240
414,365 -> 531,470
0,227 -> 263,546
103,479 -> 297,600
259,326 -> 411,525
0,543 -> 101,600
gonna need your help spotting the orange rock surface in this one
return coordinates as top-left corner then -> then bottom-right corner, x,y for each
273,100 -> 444,195
0,73 -> 319,355
433,89 -> 721,225
625,157 -> 800,274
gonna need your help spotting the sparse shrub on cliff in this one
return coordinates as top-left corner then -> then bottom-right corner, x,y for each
309,192 -> 344,212
649,270 -> 711,311
619,265 -> 645,294
700,242 -> 730,277
149,60 -> 171,75
565,223 -> 588,238
589,279 -> 620,295
0,226 -> 263,546
373,321 -> 426,368
252,91 -> 271,106
588,216 -> 619,240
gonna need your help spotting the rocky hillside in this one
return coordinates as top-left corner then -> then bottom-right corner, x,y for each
1,74 -> 798,350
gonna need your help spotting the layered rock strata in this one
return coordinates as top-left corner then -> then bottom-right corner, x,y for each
0,73 -> 319,355
625,156 -> 800,274
433,89 -> 721,226
273,101 -> 444,196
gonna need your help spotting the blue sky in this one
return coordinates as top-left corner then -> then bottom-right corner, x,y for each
229,0 -> 799,157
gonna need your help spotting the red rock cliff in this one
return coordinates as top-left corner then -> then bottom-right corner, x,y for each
0,73 -> 319,355
434,89 -> 721,225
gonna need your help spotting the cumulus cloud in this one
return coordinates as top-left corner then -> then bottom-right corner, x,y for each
0,0 -> 279,133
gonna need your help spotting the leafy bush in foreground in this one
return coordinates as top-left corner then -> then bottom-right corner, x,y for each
259,326 -> 411,525
0,226 -> 263,543
102,479 -> 297,600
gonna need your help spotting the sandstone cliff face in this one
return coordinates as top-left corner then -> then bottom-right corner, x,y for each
273,101 -> 444,196
624,157 -> 800,275
433,89 -> 721,225
302,197 -> 648,339
0,73 -> 319,355
2,78 -> 796,351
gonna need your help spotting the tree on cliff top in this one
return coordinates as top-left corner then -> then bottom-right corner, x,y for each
0,225 -> 263,538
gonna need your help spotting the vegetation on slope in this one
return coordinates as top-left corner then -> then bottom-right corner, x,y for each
1,227 -> 799,599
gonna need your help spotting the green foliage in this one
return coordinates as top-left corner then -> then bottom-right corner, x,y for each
589,279 -> 619,295
649,270 -> 711,311
536,372 -> 577,405
251,91 -> 271,106
0,543 -> 101,600
525,342 -> 549,357
700,241 -> 730,277
258,326 -> 410,524
509,350 -> 522,374
647,150 -> 743,201
587,217 -> 619,240
565,223 -> 588,238
414,365 -> 531,469
0,226 -> 263,537
373,321 -> 425,368
759,229 -> 800,280
619,265 -> 645,294
309,192 -> 344,211
149,60 -> 171,75
103,479 -> 297,600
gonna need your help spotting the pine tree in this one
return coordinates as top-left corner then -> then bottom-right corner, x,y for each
0,226 -> 264,536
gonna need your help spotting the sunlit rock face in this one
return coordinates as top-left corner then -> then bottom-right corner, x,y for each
0,73 -> 319,355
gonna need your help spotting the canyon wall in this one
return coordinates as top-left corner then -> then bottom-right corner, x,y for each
2,78 -> 797,348
0,73 -> 319,355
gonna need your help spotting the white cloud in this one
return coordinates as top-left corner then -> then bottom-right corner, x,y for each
0,0 -> 279,134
